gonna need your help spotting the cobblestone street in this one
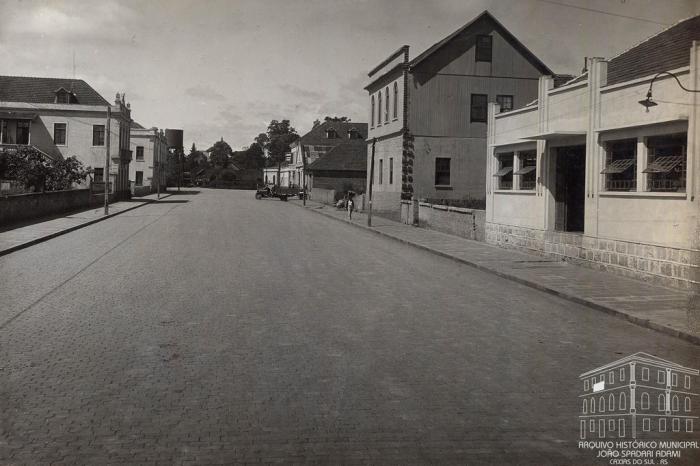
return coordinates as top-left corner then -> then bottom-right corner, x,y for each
1,189 -> 699,465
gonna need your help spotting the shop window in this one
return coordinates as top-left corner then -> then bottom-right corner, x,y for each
644,133 -> 686,192
435,158 -> 450,186
514,150 -> 536,190
602,138 -> 636,191
494,152 -> 513,190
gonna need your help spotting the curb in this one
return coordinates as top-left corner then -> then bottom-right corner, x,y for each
294,202 -> 700,346
0,193 -> 173,258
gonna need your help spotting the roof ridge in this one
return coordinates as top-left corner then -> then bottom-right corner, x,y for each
607,14 -> 699,63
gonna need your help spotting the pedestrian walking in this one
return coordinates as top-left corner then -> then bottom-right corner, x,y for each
346,191 -> 355,220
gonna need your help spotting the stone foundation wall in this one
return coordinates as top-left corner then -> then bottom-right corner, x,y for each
401,200 -> 486,241
486,222 -> 696,290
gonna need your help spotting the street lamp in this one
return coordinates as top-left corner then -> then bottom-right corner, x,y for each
638,70 -> 700,111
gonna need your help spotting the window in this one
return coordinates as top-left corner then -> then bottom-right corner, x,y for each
135,171 -> 143,186
389,157 -> 393,185
671,373 -> 678,387
608,419 -> 615,432
644,133 -> 686,192
93,125 -> 105,146
582,399 -> 587,413
496,95 -> 513,113
53,123 -> 66,145
641,393 -> 649,410
515,150 -> 536,190
590,420 -> 594,432
56,91 -> 70,104
598,419 -> 605,438
475,34 -> 492,62
618,419 -> 625,437
685,397 -> 691,412
659,394 -> 666,411
659,418 -> 666,432
385,86 -> 389,123
609,371 -> 614,384
619,392 -> 626,410
379,159 -> 383,184
495,152 -> 514,190
686,375 -> 691,389
672,395 -> 679,411
584,380 -> 589,391
393,82 -> 398,119
93,168 -> 104,183
599,396 -> 605,412
325,128 -> 338,139
371,96 -> 375,127
602,139 -> 637,191
642,367 -> 649,381
687,419 -> 693,433
470,94 -> 488,123
643,418 -> 650,431
377,91 -> 382,126
135,146 -> 144,161
620,367 -> 625,381
16,121 -> 30,144
591,397 -> 595,413
0,120 -> 6,143
609,394 -> 615,411
435,158 -> 451,186
658,370 -> 665,384
672,418 -> 680,432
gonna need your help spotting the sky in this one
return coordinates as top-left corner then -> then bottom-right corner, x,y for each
1,0 -> 698,151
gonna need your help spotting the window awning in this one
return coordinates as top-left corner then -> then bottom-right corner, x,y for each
643,156 -> 684,174
493,167 -> 513,177
514,165 -> 536,176
521,130 -> 586,140
601,158 -> 634,174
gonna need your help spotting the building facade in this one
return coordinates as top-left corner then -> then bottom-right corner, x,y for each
365,11 -> 555,214
307,139 -> 367,203
579,352 -> 698,440
129,122 -> 168,196
0,76 -> 133,197
486,17 -> 700,289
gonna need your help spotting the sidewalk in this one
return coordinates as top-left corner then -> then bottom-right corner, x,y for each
0,191 -> 171,257
292,198 -> 699,345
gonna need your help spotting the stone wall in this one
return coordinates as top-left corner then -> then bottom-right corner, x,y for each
486,222 -> 696,290
401,200 -> 486,242
0,189 -> 112,226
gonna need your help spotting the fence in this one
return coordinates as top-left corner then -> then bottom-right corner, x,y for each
400,200 -> 485,242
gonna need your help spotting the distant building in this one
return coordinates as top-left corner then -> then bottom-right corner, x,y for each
365,11 -> 556,214
289,120 -> 367,189
486,15 -> 700,289
307,139 -> 367,203
0,76 -> 133,197
579,352 -> 698,439
129,122 -> 168,196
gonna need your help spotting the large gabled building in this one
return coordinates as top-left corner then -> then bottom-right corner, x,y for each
0,75 -> 133,197
364,10 -> 558,214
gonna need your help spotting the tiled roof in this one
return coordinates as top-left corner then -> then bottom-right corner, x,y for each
607,15 -> 700,86
307,140 -> 367,172
409,10 -> 553,75
299,121 -> 368,146
0,75 -> 110,106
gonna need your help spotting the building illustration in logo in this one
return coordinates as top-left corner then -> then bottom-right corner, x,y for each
579,352 -> 698,439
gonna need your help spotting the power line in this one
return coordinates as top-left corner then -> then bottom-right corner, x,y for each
534,0 -> 670,26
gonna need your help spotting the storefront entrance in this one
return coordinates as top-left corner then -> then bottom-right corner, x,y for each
554,145 -> 585,232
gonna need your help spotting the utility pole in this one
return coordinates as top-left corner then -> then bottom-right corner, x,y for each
104,106 -> 111,215
367,138 -> 376,227
301,144 -> 307,206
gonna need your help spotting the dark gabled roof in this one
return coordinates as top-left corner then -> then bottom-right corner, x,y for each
409,10 -> 553,75
307,140 -> 367,172
0,75 -> 110,106
607,15 -> 700,86
299,121 -> 368,146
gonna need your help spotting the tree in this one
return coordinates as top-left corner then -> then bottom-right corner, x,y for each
264,120 -> 299,186
312,119 -> 321,128
0,146 -> 89,192
208,138 -> 232,167
324,116 -> 351,122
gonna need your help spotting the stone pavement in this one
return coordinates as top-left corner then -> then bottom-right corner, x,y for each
0,191 -> 172,257
292,199 -> 699,345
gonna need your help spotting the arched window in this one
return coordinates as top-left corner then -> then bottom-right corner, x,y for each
385,86 -> 389,123
672,395 -> 679,411
659,394 -> 666,411
393,82 -> 398,119
685,397 -> 691,412
620,392 -> 626,410
641,393 -> 650,409
371,96 -> 375,127
378,90 -> 382,126
591,397 -> 596,413
609,394 -> 615,411
599,396 -> 605,412
583,399 -> 588,414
